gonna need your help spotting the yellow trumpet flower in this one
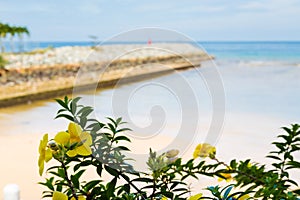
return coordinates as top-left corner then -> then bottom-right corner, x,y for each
193,143 -> 216,159
218,173 -> 233,182
52,191 -> 86,200
54,122 -> 92,157
52,191 -> 67,200
188,193 -> 202,200
38,134 -> 53,176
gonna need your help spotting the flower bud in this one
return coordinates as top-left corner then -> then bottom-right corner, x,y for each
48,140 -> 59,151
165,149 -> 179,158
167,156 -> 179,164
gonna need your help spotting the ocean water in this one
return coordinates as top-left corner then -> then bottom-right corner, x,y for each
21,40 -> 300,62
6,40 -> 300,62
201,41 -> 300,62
197,41 -> 300,120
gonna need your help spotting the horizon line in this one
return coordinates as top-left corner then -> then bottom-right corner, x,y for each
18,40 -> 300,43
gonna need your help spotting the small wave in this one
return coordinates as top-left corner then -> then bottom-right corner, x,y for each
216,59 -> 300,67
239,60 -> 286,67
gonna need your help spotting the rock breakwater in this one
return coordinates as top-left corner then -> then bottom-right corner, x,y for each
0,43 -> 212,107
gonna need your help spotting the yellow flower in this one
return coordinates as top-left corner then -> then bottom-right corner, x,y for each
52,191 -> 68,200
218,173 -> 232,182
52,191 -> 86,200
235,194 -> 250,200
188,193 -> 202,200
54,123 -> 92,157
193,143 -> 216,159
38,134 -> 53,176
161,196 -> 168,200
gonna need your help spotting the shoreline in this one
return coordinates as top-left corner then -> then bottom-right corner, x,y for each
0,43 -> 212,107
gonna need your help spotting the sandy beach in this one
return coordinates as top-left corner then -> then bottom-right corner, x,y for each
0,108 -> 297,199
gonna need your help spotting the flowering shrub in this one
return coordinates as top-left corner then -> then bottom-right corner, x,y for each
39,97 -> 300,199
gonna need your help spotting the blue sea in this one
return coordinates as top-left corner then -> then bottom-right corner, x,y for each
6,40 -> 300,63
0,41 -> 300,163
17,40 -> 300,63
201,41 -> 300,62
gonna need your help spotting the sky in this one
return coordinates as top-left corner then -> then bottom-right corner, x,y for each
0,0 -> 300,41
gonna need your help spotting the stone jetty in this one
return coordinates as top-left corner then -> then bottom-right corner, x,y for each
0,43 -> 213,107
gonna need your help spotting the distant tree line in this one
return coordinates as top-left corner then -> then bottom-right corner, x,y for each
0,22 -> 30,53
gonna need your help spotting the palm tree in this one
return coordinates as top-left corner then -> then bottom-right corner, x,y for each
15,26 -> 30,52
0,22 -> 30,53
0,23 -> 10,53
9,26 -> 17,53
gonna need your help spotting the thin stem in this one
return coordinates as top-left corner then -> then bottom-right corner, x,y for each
279,143 -> 292,180
150,173 -> 157,199
61,161 -> 78,200
119,173 -> 147,199
213,157 -> 264,185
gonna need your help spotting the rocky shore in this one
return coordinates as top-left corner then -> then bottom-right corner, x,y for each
0,43 -> 212,107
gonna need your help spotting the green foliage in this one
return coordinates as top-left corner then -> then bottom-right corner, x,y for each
39,96 -> 300,200
0,22 -> 30,52
210,124 -> 300,200
0,54 -> 7,68
204,185 -> 252,200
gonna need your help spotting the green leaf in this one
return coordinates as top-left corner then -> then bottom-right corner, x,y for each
282,127 -> 292,135
57,108 -> 67,114
71,170 -> 85,189
97,164 -> 103,176
223,186 -> 233,198
116,128 -> 132,133
64,96 -> 69,104
116,117 -> 122,125
104,165 -> 119,177
38,177 -> 55,191
287,161 -> 300,168
107,117 -> 117,127
81,108 -> 94,117
116,146 -> 130,151
56,184 -> 62,192
87,122 -> 105,132
266,155 -> 281,161
293,189 -> 300,195
106,177 -> 117,197
132,177 -> 153,183
80,116 -> 87,129
55,114 -> 74,122
107,123 -> 116,133
74,160 -> 93,171
71,97 -> 82,104
55,99 -> 69,110
84,180 -> 102,192
117,183 -> 130,195
113,136 -> 131,142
